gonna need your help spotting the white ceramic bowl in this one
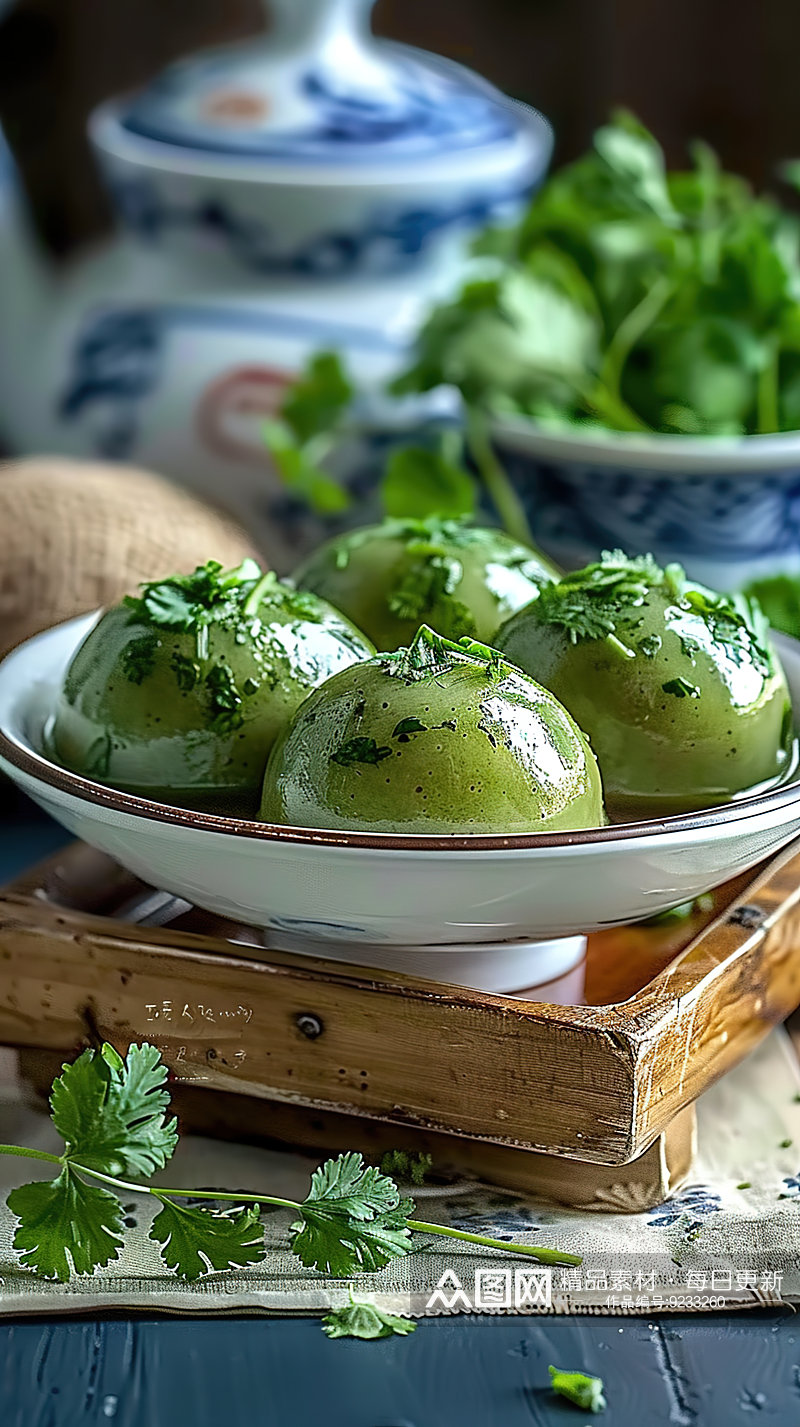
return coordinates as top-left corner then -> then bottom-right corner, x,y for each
3,613 -> 800,992
492,415 -> 800,593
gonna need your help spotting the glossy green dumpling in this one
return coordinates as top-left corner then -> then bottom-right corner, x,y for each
495,552 -> 793,819
293,516 -> 558,652
260,626 -> 604,834
48,560 -> 374,811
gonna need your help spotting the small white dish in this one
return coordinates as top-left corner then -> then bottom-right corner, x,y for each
2,613 -> 800,995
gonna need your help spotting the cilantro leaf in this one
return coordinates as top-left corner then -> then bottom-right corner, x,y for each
391,718 -> 428,739
397,111 -> 800,436
379,1149 -> 433,1185
330,737 -> 392,767
120,633 -> 159,685
99,1043 -> 178,1177
8,1169 -> 125,1280
323,1292 -> 416,1340
124,560 -> 263,634
743,573 -> 800,640
533,551 -> 659,644
263,418 -> 351,515
290,1152 -> 415,1276
382,444 -> 476,521
149,1199 -> 266,1281
281,351 -> 354,445
49,1044 -> 177,1178
548,1365 -> 607,1413
49,1047 -> 127,1176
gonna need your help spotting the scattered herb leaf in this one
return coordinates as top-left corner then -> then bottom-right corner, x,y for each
331,736 -> 393,767
391,718 -> 428,739
205,663 -> 244,733
322,1287 -> 416,1340
548,1365 -> 607,1413
121,634 -> 159,685
662,677 -> 701,699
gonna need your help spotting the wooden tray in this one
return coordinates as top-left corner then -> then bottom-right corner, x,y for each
1,839 -> 800,1184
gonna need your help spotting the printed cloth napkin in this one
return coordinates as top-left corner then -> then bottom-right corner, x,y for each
0,1030 -> 799,1318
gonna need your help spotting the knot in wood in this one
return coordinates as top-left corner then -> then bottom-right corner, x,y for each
295,1012 -> 324,1039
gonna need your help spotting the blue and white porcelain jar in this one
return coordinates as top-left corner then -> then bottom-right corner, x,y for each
0,0 -> 552,568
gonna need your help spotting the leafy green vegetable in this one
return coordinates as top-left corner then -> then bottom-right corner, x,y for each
379,1150 -> 434,1186
150,1199 -> 266,1282
382,443 -> 476,521
280,351 -> 354,445
322,1287 -> 416,1339
7,1171 -> 125,1281
398,110 -> 800,437
50,1043 -> 177,1178
743,573 -> 800,639
263,417 -> 352,515
290,1153 -> 414,1276
548,1365 -> 607,1413
532,551 -> 660,646
1,1044 -> 581,1297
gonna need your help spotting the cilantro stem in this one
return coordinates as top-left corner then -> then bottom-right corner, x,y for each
757,340 -> 780,435
243,571 -> 276,619
465,409 -> 534,546
70,1161 -> 301,1211
598,276 -> 674,422
0,1146 -> 580,1267
406,1219 -> 582,1266
0,1145 -> 62,1165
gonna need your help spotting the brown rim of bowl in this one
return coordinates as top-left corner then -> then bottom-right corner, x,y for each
2,719 -> 799,853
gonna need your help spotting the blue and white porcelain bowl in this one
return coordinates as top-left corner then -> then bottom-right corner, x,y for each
492,416 -> 800,591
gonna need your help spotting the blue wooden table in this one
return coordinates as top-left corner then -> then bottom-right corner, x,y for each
0,797 -> 797,1427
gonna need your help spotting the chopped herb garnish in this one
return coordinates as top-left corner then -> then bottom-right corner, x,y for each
387,625 -> 508,685
662,677 -> 701,699
532,551 -> 658,648
638,633 -> 662,657
736,1182 -> 752,1190
331,736 -> 392,767
780,1138 -> 793,1149
392,718 -> 428,739
170,652 -> 200,692
205,663 -> 244,733
548,1366 -> 607,1413
121,633 -> 159,685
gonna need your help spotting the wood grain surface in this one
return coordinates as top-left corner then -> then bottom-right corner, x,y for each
0,1311 -> 797,1427
2,841 -> 800,1168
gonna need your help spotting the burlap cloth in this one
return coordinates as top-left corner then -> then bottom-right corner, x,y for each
0,1030 -> 798,1318
0,457 -> 257,658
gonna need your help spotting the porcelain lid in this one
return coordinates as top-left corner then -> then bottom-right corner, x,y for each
117,0 -> 538,169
